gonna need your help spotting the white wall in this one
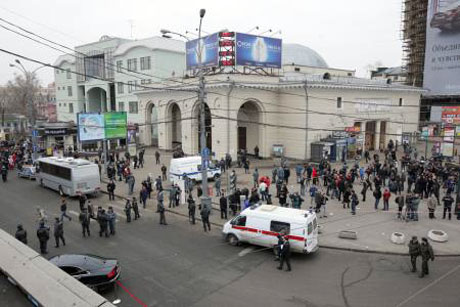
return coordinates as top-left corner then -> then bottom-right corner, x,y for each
55,61 -> 79,122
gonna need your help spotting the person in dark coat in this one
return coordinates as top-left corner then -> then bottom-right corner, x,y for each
15,224 -> 27,244
36,221 -> 50,254
158,201 -> 167,225
53,217 -> 66,248
419,237 -> 435,278
200,206 -> 211,232
107,207 -> 116,235
79,208 -> 91,237
107,180 -> 116,201
125,200 -> 132,223
187,194 -> 196,224
132,197 -> 140,220
408,236 -> 421,272
220,193 -> 228,219
277,236 -> 291,271
98,209 -> 109,237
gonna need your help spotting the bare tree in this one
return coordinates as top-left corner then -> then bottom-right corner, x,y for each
4,72 -> 41,123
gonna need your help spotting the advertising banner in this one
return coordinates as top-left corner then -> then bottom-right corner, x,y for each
104,112 -> 127,139
235,33 -> 282,68
186,33 -> 219,70
424,0 -> 460,95
77,113 -> 104,142
441,106 -> 460,124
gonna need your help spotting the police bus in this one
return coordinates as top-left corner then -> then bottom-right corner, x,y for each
37,157 -> 101,196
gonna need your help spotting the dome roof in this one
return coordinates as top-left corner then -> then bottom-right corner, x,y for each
282,43 -> 328,68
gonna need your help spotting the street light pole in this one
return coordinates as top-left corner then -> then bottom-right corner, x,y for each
197,8 -> 211,211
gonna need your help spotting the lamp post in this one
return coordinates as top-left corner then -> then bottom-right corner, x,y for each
9,60 -> 46,160
160,29 -> 191,41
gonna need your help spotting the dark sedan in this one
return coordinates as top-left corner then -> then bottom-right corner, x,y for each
49,254 -> 120,291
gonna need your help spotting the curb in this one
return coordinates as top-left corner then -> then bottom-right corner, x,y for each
99,191 -> 460,258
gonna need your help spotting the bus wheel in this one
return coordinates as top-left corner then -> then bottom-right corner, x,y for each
227,234 -> 239,246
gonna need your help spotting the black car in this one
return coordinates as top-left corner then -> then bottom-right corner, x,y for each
49,254 -> 120,291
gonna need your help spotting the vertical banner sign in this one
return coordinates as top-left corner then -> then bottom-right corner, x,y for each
186,33 -> 219,70
424,0 -> 460,95
77,113 -> 105,141
104,112 -> 127,139
235,33 -> 282,68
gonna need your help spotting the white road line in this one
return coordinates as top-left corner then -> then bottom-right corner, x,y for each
238,247 -> 256,257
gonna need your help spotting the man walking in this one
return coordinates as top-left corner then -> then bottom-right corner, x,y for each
60,198 -> 72,222
155,151 -> 161,164
159,201 -> 167,225
408,236 -> 421,272
277,236 -> 291,272
79,208 -> 91,237
53,217 -> 66,248
36,221 -> 50,254
107,180 -> 116,201
125,200 -> 132,223
98,209 -> 109,238
15,224 -> 27,244
220,192 -> 228,220
200,205 -> 211,232
419,237 -> 435,278
187,194 -> 196,224
132,197 -> 140,220
442,192 -> 454,220
127,175 -> 135,195
161,164 -> 167,181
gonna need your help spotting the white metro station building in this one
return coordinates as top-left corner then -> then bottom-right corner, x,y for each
53,36 -> 422,160
135,47 -> 422,161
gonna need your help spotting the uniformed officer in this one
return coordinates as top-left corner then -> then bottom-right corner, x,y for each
53,217 -> 66,248
277,236 -> 291,272
36,221 -> 50,254
79,208 -> 91,237
419,237 -> 435,278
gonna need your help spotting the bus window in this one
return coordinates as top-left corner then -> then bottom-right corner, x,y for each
270,221 -> 290,234
308,222 -> 313,235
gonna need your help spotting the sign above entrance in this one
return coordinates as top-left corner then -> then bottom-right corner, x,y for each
345,127 -> 361,133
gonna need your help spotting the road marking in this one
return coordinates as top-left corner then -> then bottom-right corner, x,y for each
238,247 -> 256,257
395,263 -> 460,307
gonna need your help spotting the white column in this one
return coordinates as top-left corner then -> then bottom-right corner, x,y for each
375,121 -> 381,151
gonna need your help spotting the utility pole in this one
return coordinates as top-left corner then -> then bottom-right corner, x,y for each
198,8 -> 211,211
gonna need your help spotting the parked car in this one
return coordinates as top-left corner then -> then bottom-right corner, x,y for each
17,165 -> 36,180
49,254 -> 121,291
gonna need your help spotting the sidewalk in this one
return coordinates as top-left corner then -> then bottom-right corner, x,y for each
101,147 -> 460,256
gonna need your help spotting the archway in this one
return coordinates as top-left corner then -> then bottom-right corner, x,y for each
237,101 -> 261,155
167,102 -> 182,150
86,87 -> 107,113
192,102 -> 212,153
145,102 -> 158,147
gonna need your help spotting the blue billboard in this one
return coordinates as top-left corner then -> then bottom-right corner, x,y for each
186,33 -> 219,70
235,33 -> 282,68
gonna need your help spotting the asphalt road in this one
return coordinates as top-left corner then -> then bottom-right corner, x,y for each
0,175 -> 459,307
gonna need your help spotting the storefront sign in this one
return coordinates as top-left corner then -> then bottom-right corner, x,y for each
44,128 -> 68,136
345,127 -> 361,133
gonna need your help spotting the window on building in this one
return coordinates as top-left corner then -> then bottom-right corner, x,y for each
66,69 -> 71,79
118,101 -> 125,112
294,67 -> 300,72
134,80 -> 138,90
129,101 -> 138,114
140,56 -> 151,70
127,58 -> 137,72
69,103 -> 74,113
128,81 -> 134,93
67,86 -> 73,97
336,97 -> 343,109
399,98 -> 403,107
116,60 -> 123,73
117,82 -> 124,94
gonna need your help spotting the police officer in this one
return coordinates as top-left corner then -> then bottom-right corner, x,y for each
107,180 -> 116,201
54,217 -> 66,248
187,194 -> 196,224
36,221 -> 50,254
98,209 -> 109,237
419,237 -> 435,278
408,236 -> 421,272
200,205 -> 211,232
79,208 -> 91,237
15,224 -> 27,244
107,207 -> 116,235
220,192 -> 228,220
277,236 -> 291,272
132,197 -> 140,220
125,200 -> 132,223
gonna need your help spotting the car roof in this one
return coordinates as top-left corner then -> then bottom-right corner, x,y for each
49,254 -> 115,270
242,205 -> 315,224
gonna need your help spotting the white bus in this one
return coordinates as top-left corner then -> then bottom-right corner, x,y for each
37,157 -> 101,197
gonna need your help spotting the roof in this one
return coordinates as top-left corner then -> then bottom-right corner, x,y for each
113,36 -> 185,57
53,54 -> 76,67
283,44 -> 328,68
38,157 -> 94,168
243,205 -> 313,224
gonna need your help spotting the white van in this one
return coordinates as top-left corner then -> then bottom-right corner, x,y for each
169,156 -> 221,184
222,204 -> 319,254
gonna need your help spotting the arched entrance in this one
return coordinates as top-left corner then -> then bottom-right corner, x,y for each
167,102 -> 182,150
145,102 -> 158,147
237,101 -> 261,155
193,102 -> 212,153
87,87 -> 107,112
